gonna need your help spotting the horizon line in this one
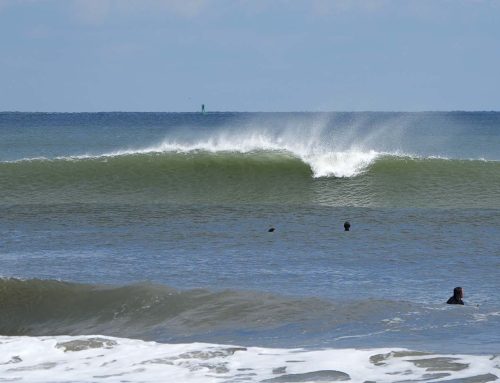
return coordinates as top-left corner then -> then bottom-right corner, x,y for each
2,110 -> 500,114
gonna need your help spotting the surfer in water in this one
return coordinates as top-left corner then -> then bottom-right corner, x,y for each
447,287 -> 464,305
344,221 -> 351,231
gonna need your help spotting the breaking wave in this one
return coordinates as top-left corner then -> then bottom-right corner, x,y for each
1,278 -> 499,351
1,149 -> 499,207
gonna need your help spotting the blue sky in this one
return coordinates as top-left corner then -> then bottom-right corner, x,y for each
1,0 -> 499,112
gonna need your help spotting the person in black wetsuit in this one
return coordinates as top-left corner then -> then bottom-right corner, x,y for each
447,287 -> 464,305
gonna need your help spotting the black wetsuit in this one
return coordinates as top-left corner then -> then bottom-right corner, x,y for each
446,296 -> 464,305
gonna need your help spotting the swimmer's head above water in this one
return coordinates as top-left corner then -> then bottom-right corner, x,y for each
447,286 -> 464,305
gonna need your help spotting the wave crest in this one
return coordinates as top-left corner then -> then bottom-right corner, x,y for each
0,278 -> 407,340
2,150 -> 500,207
85,132 -> 384,178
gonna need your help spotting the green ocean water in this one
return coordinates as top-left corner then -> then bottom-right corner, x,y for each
0,112 -> 499,375
1,152 -> 500,207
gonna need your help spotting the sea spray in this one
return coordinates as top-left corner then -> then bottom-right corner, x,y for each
1,112 -> 500,382
1,153 -> 499,207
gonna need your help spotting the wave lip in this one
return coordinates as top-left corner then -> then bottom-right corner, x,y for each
0,278 -> 399,339
3,148 -> 381,179
3,278 -> 500,353
4,129 -> 388,178
303,149 -> 381,178
2,148 -> 500,207
110,135 -> 386,178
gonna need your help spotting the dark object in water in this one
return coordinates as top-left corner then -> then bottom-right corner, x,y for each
447,287 -> 464,305
262,370 -> 350,382
268,227 -> 275,232
344,221 -> 350,231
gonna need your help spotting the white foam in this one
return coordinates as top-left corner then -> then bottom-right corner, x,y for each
5,122 -> 498,178
0,336 -> 497,383
473,311 -> 500,322
96,131 -> 386,178
3,136 -> 384,178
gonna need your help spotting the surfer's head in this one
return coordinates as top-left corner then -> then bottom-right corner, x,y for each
344,221 -> 350,231
453,287 -> 463,299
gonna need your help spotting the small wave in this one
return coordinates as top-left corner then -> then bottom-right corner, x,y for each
0,278 -> 420,342
2,278 -> 498,354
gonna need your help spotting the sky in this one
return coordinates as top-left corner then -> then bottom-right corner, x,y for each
0,0 -> 499,112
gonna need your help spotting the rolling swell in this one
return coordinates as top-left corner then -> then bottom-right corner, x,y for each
1,278 -> 493,351
0,278 -> 400,341
1,152 -> 499,207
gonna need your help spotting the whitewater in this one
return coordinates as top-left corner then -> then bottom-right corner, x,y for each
1,335 -> 498,382
1,112 -> 499,382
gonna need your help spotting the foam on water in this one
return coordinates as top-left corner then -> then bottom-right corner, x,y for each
0,336 -> 498,383
3,143 -> 384,179
73,135 -> 384,178
4,112 -> 499,179
3,113 -> 500,207
106,122 -> 391,178
2,118 -> 390,178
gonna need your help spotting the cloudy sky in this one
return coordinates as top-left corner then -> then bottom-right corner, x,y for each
0,0 -> 499,112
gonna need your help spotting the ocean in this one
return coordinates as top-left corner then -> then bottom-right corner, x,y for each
0,111 -> 499,382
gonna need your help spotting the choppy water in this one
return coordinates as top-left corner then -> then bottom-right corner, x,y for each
0,112 -> 499,382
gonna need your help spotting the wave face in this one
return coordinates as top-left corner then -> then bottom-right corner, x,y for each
2,278 -> 500,354
1,152 -> 499,207
1,112 -> 500,208
0,278 -> 398,341
2,113 -> 500,381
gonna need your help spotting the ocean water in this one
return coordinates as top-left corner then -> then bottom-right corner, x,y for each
0,111 -> 499,382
